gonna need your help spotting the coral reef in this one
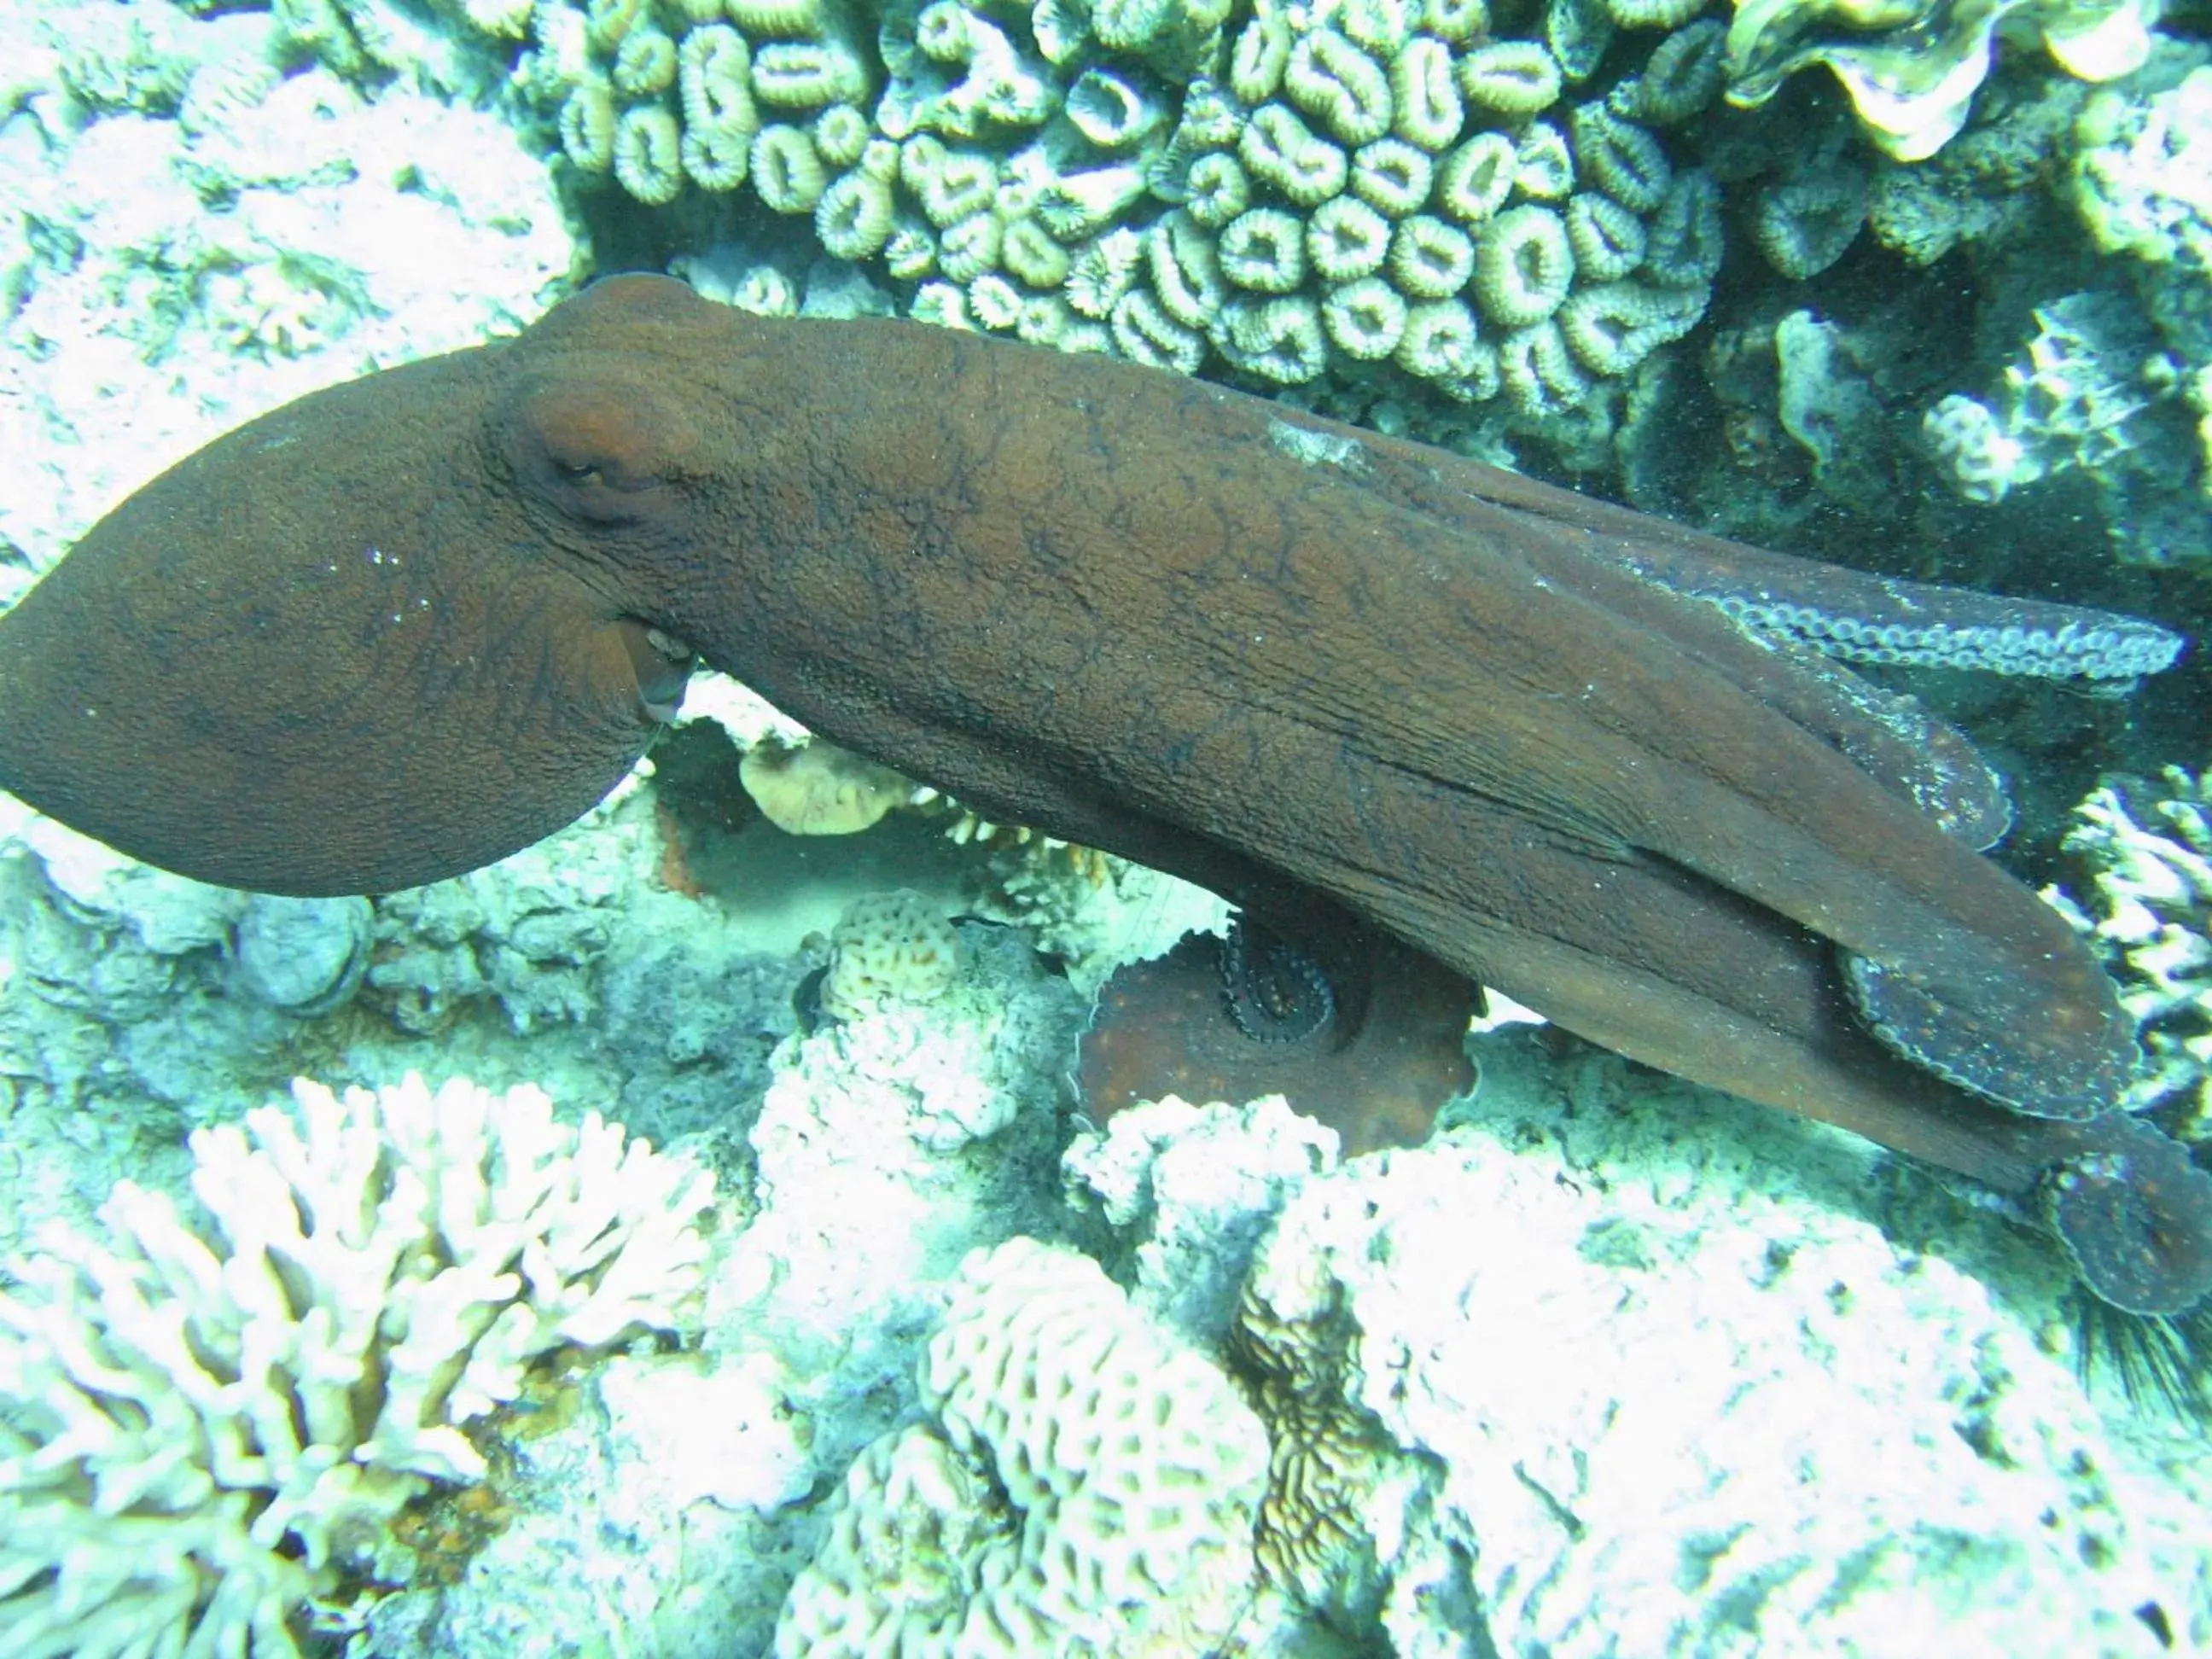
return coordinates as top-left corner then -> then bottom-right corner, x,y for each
6,0 -> 2212,1650
1922,290 -> 2148,498
1724,0 -> 2157,162
1771,306 -> 1886,507
1064,1092 -> 1339,1336
2052,765 -> 2212,1144
737,737 -> 917,835
1916,274 -> 2208,565
364,777 -> 664,1036
1220,1056 -> 2211,1652
358,1346 -> 814,1658
1853,54 -> 2212,568
0,9 -> 576,580
2072,61 -> 2212,539
771,1236 -> 1269,1655
1862,64 -> 2093,265
0,1074 -> 716,1657
273,0 -> 1729,443
301,880 -> 1092,1657
777,907 -> 1079,1151
818,888 -> 964,1021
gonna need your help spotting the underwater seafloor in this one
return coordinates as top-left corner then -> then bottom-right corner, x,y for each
3,0 -> 2212,1654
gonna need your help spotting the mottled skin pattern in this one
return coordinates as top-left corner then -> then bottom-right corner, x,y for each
1,275 -> 2206,1313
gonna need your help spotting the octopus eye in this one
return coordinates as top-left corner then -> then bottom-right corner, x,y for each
500,371 -> 689,527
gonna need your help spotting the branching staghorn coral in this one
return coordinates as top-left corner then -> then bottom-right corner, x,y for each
2052,766 -> 2212,1145
0,1074 -> 715,1658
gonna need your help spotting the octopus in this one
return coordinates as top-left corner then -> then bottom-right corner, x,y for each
0,273 -> 2203,1317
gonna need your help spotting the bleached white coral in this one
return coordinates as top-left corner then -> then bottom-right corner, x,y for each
2052,766 -> 2212,1137
820,890 -> 963,1021
1233,1121 -> 2189,1655
1924,392 -> 2040,504
772,1236 -> 1269,1656
0,1074 -> 716,1658
1923,293 -> 2157,508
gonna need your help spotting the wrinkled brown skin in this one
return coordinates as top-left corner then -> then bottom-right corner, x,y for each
2,275 -> 2204,1309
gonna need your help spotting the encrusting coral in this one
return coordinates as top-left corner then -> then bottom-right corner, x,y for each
1216,1106 -> 2204,1651
1921,290 -> 2151,504
1724,0 -> 2159,162
1918,282 -> 2204,566
0,1074 -> 716,1658
771,1236 -> 1269,1655
2072,63 -> 2212,526
737,735 -> 916,835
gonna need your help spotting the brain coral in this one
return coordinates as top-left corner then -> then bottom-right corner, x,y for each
0,1074 -> 715,1658
771,1236 -> 1270,1655
325,0 -> 1732,437
819,888 -> 964,1020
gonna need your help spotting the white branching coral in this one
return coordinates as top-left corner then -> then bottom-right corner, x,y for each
0,1074 -> 716,1658
2051,766 -> 2212,1139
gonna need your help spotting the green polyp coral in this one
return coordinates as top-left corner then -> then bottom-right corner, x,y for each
999,0 -> 1724,423
1391,34 -> 1464,147
1473,202 -> 1574,325
1321,273 -> 1408,355
1749,154 -> 1868,278
1722,0 -> 2161,162
1435,131 -> 1516,221
1567,190 -> 1647,278
614,102 -> 686,202
1511,119 -> 1575,199
816,164 -> 899,253
1352,137 -> 1436,216
1557,277 -> 1705,372
1217,291 -> 1331,381
1389,213 -> 1476,297
1625,15 -> 1726,122
1220,204 -> 1309,290
878,0 -> 1053,137
1240,101 -> 1351,207
1397,294 -> 1485,381
1458,38 -> 1563,117
753,121 -> 830,209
